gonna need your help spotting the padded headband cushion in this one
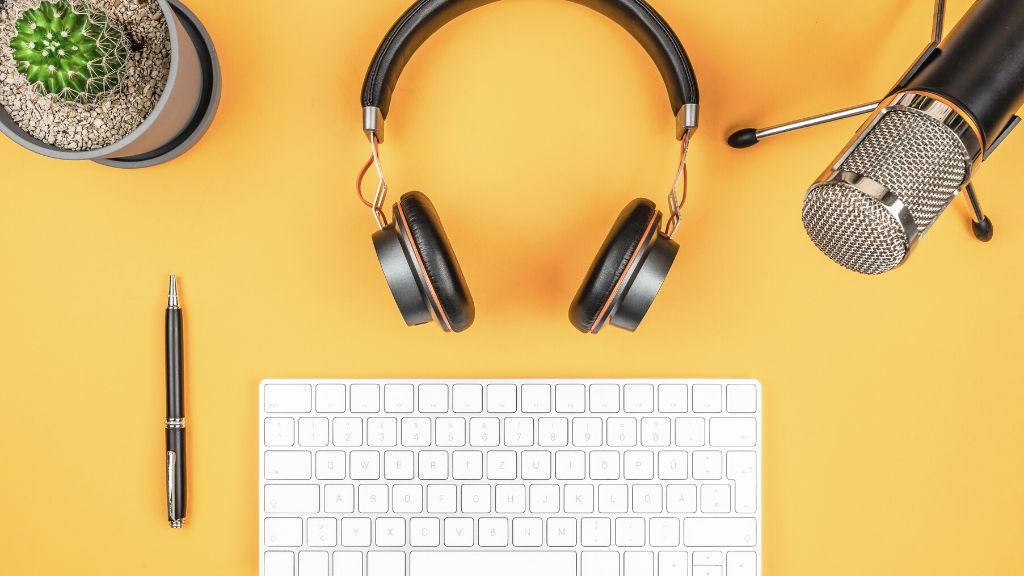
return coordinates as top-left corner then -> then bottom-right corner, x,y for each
396,192 -> 475,332
362,0 -> 699,118
570,199 -> 660,333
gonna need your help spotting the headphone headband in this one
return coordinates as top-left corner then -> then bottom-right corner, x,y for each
361,0 -> 700,141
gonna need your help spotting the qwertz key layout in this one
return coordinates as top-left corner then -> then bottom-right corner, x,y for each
260,380 -> 762,576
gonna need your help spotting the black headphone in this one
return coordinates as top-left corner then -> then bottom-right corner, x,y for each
357,0 -> 699,333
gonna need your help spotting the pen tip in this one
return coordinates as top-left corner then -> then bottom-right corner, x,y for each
168,275 -> 179,307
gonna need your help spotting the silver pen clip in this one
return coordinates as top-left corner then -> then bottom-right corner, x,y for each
167,451 -> 180,527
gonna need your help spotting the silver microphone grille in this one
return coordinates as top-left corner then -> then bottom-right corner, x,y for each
803,106 -> 971,274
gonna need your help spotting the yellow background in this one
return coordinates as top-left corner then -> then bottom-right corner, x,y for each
1,0 -> 1022,574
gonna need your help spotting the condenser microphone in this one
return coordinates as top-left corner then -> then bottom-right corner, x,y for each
802,0 -> 1024,274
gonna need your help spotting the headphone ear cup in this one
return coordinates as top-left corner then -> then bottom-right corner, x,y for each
569,199 -> 679,333
373,192 -> 475,332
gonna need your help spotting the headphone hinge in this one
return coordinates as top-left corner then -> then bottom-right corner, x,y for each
364,106 -> 384,143
676,104 -> 699,140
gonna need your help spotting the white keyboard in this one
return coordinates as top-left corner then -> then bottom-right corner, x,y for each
260,379 -> 761,576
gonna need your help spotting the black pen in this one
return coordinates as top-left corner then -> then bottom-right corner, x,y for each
165,275 -> 187,528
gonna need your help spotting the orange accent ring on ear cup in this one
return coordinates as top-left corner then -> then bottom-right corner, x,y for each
397,201 -> 453,332
589,209 -> 660,333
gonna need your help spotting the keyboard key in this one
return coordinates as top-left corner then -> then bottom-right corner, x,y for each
512,517 -> 543,547
710,418 -> 756,447
589,384 -> 620,413
598,484 -> 628,513
581,518 -> 612,546
402,417 -> 431,447
693,551 -> 723,566
333,552 -> 362,576
427,484 -> 457,513
495,484 -> 527,512
265,451 -> 312,480
487,451 -> 517,480
615,517 -> 645,547
265,417 -> 295,447
393,484 -> 423,513
555,384 -> 585,413
298,418 -> 329,447
649,518 -> 679,547
522,450 -> 552,480
332,418 -> 362,447
452,384 -> 483,413
266,485 -> 319,513
358,484 -> 388,513
436,417 -> 466,447
521,384 -> 552,413
410,517 -> 440,547
727,451 -> 758,514
666,484 -> 697,513
367,417 -> 398,447
418,451 -> 448,480
658,385 -> 688,413
265,517 -> 303,546
692,384 -> 722,413
726,384 -> 757,413
324,484 -> 354,513
452,451 -> 483,480
640,418 -> 670,447
410,551 -> 576,576
657,451 -> 687,480
265,551 -> 294,576
376,518 -> 406,547
462,484 -> 491,513
683,518 -> 756,547
384,451 -> 414,480
315,384 -> 346,413
444,518 -> 474,546
623,384 -> 654,413
487,384 -> 517,413
623,451 -> 654,480
299,551 -> 329,576
675,417 -> 705,447
547,518 -> 577,546
384,384 -> 414,413
307,518 -> 337,547
367,551 -> 405,576
341,518 -> 372,546
572,417 -> 603,447
582,551 -> 619,576
727,552 -> 758,576
350,384 -> 380,413
564,484 -> 595,513
700,484 -> 731,513
624,552 -> 653,576
692,451 -> 723,480
555,450 -> 585,480
266,384 -> 312,413
590,451 -> 620,480
479,518 -> 509,546
315,451 -> 346,480
470,418 -> 500,447
632,484 -> 662,513
350,451 -> 381,480
658,552 -> 687,576
530,484 -> 560,513
538,417 -> 569,447
419,384 -> 449,413
607,418 -> 637,447
505,417 -> 535,447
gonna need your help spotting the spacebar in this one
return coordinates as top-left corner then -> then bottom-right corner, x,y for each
410,551 -> 576,576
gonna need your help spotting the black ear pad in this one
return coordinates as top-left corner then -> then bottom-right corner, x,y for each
392,192 -> 475,332
570,199 -> 678,333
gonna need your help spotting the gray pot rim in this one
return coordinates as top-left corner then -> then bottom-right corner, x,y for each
0,0 -> 198,160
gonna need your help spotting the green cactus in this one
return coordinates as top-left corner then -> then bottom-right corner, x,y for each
8,0 -> 129,102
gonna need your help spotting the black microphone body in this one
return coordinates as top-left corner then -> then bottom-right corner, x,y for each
803,0 -> 1024,275
902,0 -> 1024,149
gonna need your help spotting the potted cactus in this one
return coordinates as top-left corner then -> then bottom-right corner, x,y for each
0,0 -> 221,168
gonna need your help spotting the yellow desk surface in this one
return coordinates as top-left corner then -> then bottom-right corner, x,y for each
2,0 -> 1022,573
